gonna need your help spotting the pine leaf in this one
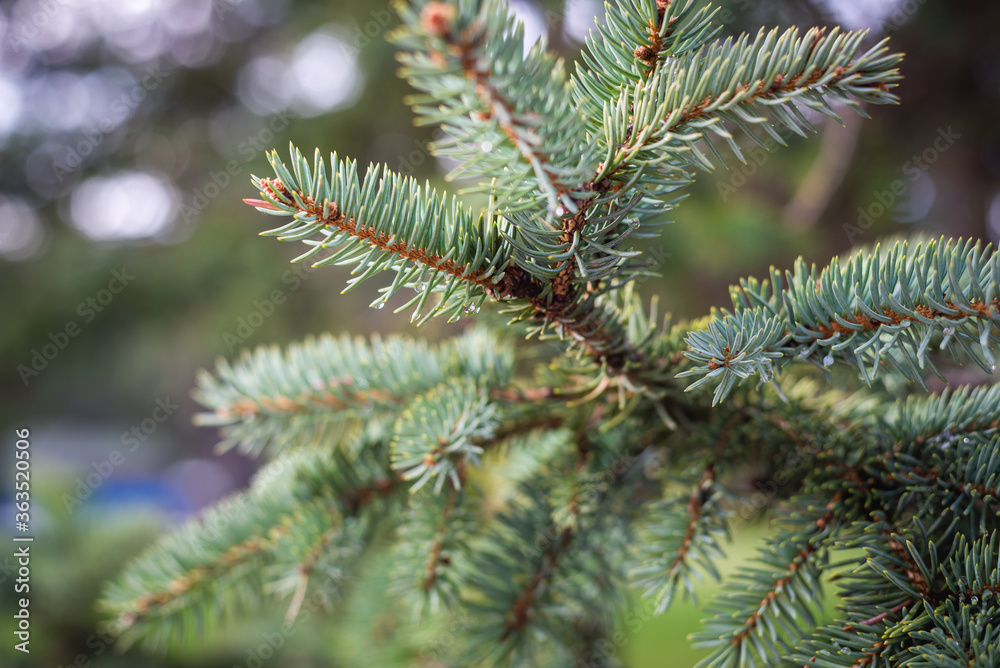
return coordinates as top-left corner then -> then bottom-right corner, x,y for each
193,328 -> 512,456
682,239 -> 1000,403
393,0 -> 597,217
100,448 -> 396,648
390,486 -> 479,616
692,496 -> 845,668
631,464 -> 729,613
391,379 -> 499,493
246,146 -> 511,322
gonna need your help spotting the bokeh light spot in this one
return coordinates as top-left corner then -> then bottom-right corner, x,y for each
69,170 -> 178,241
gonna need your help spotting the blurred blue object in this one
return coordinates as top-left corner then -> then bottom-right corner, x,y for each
83,476 -> 193,521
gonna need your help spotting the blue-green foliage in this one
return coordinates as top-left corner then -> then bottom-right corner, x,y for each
683,239 -> 1000,403
105,2 -> 1000,667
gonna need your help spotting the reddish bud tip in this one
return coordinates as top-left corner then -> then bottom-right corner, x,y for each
244,198 -> 279,210
421,2 -> 455,38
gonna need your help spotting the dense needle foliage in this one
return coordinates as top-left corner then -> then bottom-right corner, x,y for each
105,1 -> 999,666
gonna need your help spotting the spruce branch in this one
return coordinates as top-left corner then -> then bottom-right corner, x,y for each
574,0 -> 721,103
678,309 -> 788,404
100,448 -> 397,648
631,462 -> 729,613
542,20 -> 902,377
693,494 -> 847,667
460,459 -> 628,665
193,328 -> 511,455
102,1 -> 1000,665
682,239 -> 1000,403
393,0 -> 595,217
586,25 -> 902,223
795,518 -> 946,667
905,602 -> 1000,668
391,379 -> 499,492
392,486 -> 478,616
876,434 -> 1000,527
875,535 -> 999,667
267,499 -> 370,625
392,1 -> 677,365
246,147 -> 511,322
462,488 -> 582,663
882,384 -> 1000,446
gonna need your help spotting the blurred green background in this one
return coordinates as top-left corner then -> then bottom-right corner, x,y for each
1,0 -> 998,666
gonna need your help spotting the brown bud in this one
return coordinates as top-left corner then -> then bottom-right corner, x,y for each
262,178 -> 292,204
634,45 -> 657,66
421,2 -> 455,38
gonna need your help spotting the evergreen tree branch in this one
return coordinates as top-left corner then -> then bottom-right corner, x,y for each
270,499 -> 370,625
100,449 -> 398,648
693,493 -> 847,667
194,328 -> 511,455
574,0 -> 721,103
882,384 -> 1000,446
515,18 -> 902,378
391,379 -> 498,493
420,490 -> 459,595
795,517 -> 943,667
105,2 -> 1000,665
874,535 -> 999,667
595,26 -> 901,201
246,147 -> 510,321
393,0 -> 595,216
681,239 -> 1000,403
461,489 -> 581,663
631,462 -> 729,613
460,463 -> 627,665
876,434 -> 1000,524
392,486 -> 477,616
